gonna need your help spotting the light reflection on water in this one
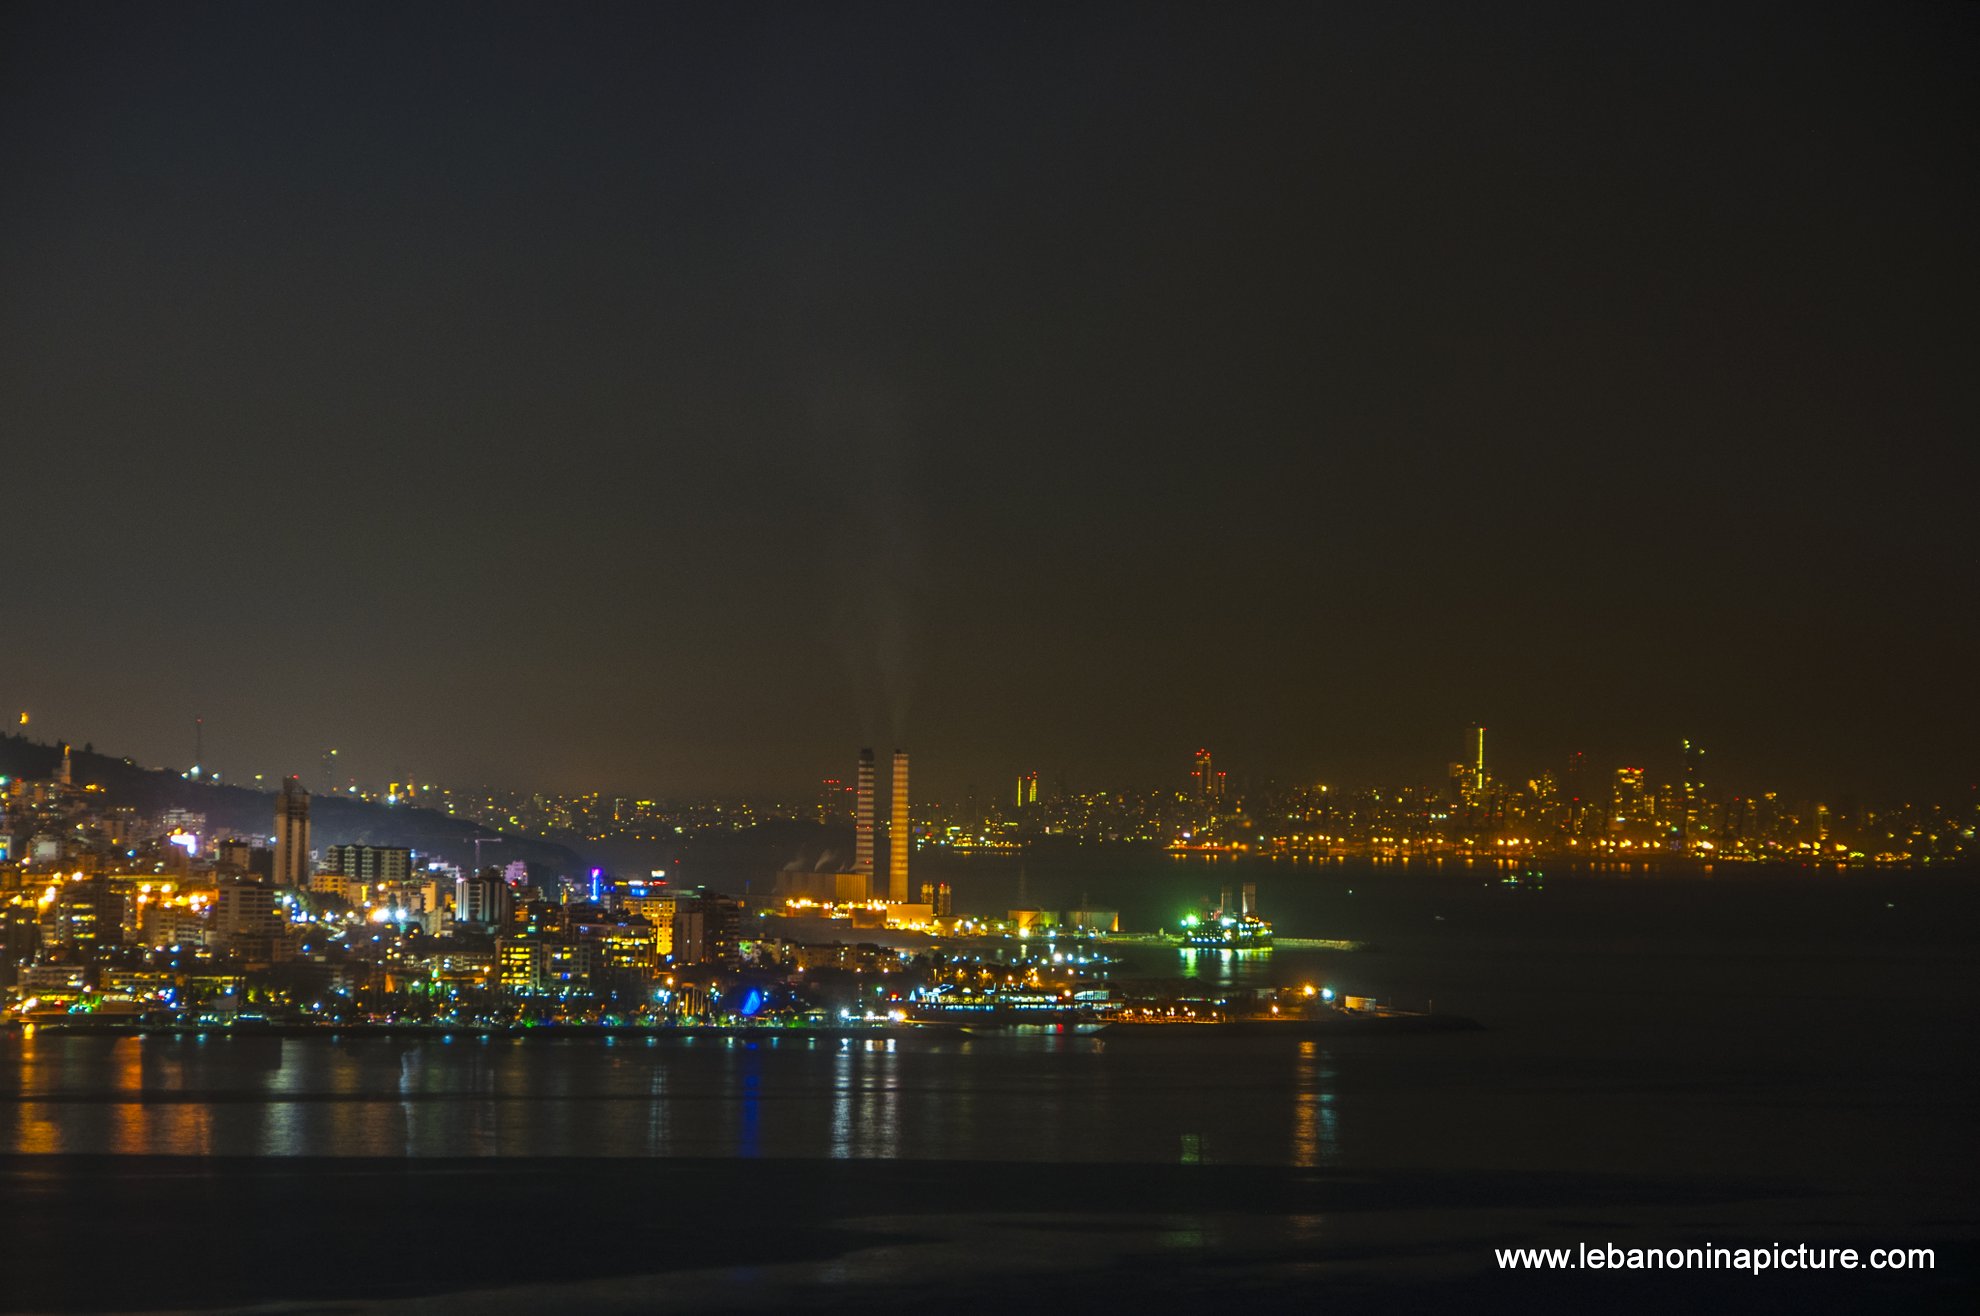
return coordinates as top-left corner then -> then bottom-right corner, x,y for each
1290,1040 -> 1339,1169
8,889 -> 1971,1191
0,1031 -> 1346,1166
828,1038 -> 904,1160
829,1042 -> 853,1157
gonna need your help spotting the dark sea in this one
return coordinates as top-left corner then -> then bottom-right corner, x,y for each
3,856 -> 1976,1313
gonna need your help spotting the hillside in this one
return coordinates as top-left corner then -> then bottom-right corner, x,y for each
0,733 -> 587,876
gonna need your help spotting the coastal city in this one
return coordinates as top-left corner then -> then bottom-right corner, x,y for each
4,4 -> 1974,1308
1,724 -> 1971,1033
121,726 -> 1980,864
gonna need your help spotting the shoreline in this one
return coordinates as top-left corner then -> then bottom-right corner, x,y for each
3,1012 -> 1482,1041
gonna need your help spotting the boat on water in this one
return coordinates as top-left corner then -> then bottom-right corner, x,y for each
1179,912 -> 1273,948
1179,878 -> 1274,948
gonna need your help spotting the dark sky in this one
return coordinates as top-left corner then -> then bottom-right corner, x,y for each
3,2 -> 1975,801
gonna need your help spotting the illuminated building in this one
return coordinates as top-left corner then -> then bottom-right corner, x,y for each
1612,767 -> 1647,825
1016,771 -> 1038,809
321,844 -> 412,890
142,903 -> 206,950
18,961 -> 87,997
883,901 -> 934,930
307,869 -> 353,901
1468,724 -> 1487,796
773,867 -> 870,904
159,807 -> 206,837
454,868 -> 513,932
44,878 -> 124,950
273,776 -> 311,888
815,777 -> 848,825
1680,738 -> 1707,840
855,749 -> 875,882
1191,748 -> 1224,803
542,938 -> 596,991
497,936 -> 544,992
601,917 -> 658,975
1527,770 -> 1563,832
617,876 -> 675,958
890,749 -> 910,904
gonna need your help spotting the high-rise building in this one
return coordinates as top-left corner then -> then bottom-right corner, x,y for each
855,749 -> 875,880
617,876 -> 674,958
455,868 -> 513,931
1680,739 -> 1707,840
1192,748 -> 1215,801
212,878 -> 278,948
890,749 -> 910,904
1613,767 -> 1647,825
322,844 -> 412,888
815,777 -> 848,825
273,776 -> 311,888
1015,772 -> 1039,809
1564,751 -> 1589,835
670,889 -> 744,966
1468,724 -> 1487,796
1531,770 -> 1561,816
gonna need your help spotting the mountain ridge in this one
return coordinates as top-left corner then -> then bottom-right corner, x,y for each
0,732 -> 587,876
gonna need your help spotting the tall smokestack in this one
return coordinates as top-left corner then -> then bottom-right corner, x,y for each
855,749 -> 875,894
1241,882 -> 1257,918
890,749 -> 910,904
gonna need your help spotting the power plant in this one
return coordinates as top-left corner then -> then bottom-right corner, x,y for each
854,748 -> 875,884
848,745 -> 911,904
890,749 -> 910,903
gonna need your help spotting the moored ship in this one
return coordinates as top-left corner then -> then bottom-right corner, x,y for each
1180,878 -> 1272,947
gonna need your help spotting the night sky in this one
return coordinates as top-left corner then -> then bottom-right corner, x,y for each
3,2 -> 1975,800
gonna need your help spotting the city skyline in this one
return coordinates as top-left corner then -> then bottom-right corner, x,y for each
4,717 -> 1966,828
4,4 -> 1975,805
3,7 -> 1975,1310
4,671 -> 1971,806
